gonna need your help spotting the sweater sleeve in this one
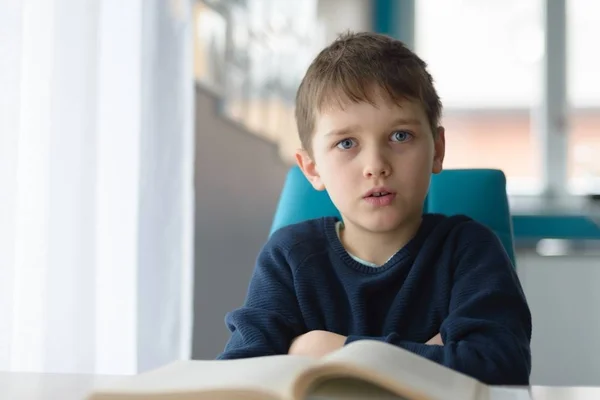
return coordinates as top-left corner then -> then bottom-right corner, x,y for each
345,221 -> 532,385
216,235 -> 306,360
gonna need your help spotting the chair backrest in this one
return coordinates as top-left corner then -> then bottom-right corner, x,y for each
270,166 -> 515,266
427,169 -> 515,265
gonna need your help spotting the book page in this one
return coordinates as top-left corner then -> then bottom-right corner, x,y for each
308,377 -> 409,400
294,340 -> 484,400
86,355 -> 316,400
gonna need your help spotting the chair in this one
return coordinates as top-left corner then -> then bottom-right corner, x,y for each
428,169 -> 515,265
270,166 -> 516,266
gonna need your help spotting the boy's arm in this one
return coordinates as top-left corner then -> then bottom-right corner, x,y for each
216,238 -> 306,360
345,221 -> 532,386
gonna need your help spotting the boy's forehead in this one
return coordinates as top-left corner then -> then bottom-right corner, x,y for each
317,84 -> 391,112
316,94 -> 425,123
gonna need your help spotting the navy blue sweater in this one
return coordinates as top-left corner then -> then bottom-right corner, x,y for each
217,214 -> 532,385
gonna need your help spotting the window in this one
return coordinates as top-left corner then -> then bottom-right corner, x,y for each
193,1 -> 227,91
567,0 -> 600,194
415,0 -> 544,194
193,0 -> 322,162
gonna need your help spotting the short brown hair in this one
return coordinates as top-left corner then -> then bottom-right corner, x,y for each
295,31 -> 442,152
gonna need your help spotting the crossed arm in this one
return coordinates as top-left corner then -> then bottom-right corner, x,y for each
288,330 -> 443,358
218,226 -> 531,385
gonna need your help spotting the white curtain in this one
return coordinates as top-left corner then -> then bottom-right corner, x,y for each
0,0 -> 195,375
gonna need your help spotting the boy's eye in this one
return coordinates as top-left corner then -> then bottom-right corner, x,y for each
391,131 -> 412,142
336,138 -> 356,150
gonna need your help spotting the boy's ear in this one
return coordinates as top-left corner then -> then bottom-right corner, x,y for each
295,149 -> 326,191
432,126 -> 446,174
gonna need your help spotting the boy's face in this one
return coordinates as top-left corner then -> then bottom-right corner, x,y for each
296,91 -> 445,234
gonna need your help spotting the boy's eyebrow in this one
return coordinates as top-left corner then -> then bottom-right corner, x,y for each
325,118 -> 422,137
324,125 -> 361,137
390,117 -> 422,127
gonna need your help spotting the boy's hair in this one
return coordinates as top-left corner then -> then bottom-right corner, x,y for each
295,31 -> 442,152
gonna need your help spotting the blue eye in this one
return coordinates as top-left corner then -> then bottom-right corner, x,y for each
336,138 -> 356,150
391,131 -> 412,142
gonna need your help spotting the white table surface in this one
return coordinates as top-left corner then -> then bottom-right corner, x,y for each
2,371 -> 600,400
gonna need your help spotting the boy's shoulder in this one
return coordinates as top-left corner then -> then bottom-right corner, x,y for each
425,212 -> 486,233
421,214 -> 504,251
264,216 -> 335,258
423,213 -> 504,247
267,214 -> 501,250
421,213 -> 513,266
262,214 -> 508,266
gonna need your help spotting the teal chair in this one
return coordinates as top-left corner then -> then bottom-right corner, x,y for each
270,166 -> 516,266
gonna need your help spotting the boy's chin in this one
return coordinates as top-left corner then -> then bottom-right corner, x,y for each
354,214 -> 411,234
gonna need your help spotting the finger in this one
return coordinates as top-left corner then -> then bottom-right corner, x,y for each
426,333 -> 442,345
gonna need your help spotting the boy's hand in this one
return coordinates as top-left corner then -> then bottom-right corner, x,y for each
426,333 -> 444,346
288,330 -> 347,358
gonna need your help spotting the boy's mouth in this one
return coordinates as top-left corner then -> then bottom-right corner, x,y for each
363,187 -> 396,198
368,191 -> 390,197
363,187 -> 396,206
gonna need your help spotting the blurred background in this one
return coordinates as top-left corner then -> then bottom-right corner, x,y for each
1,0 -> 599,388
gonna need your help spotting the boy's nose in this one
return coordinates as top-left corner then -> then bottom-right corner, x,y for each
363,156 -> 391,178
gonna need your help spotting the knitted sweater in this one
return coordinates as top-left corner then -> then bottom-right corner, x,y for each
217,214 -> 532,385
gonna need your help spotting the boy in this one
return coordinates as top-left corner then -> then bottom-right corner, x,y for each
217,32 -> 532,386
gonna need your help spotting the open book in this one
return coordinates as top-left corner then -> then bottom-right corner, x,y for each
86,340 -> 495,400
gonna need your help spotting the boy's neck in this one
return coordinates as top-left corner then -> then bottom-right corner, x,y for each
339,215 -> 423,266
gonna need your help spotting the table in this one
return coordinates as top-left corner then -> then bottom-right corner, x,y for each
0,371 -> 120,400
510,196 -> 600,240
1,371 -> 600,399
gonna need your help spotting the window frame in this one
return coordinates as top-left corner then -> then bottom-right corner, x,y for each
411,0 -> 597,198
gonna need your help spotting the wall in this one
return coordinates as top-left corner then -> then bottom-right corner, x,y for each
517,252 -> 600,386
317,0 -> 372,43
192,86 -> 289,359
